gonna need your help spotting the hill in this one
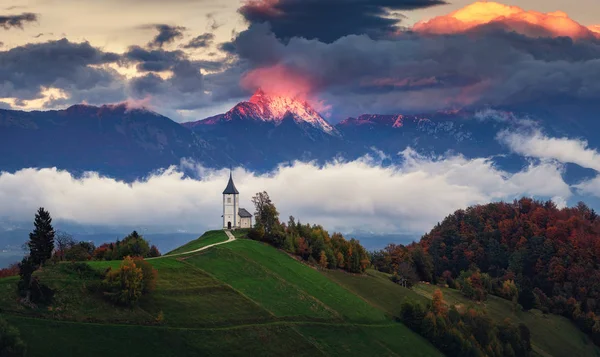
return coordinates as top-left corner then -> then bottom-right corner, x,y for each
0,231 -> 441,357
372,198 -> 600,356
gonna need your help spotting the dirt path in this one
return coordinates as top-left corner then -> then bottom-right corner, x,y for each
148,230 -> 236,260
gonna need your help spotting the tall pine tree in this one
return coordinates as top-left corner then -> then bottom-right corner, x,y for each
28,208 -> 55,266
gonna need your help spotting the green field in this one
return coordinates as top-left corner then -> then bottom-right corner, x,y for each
165,230 -> 229,255
323,269 -> 429,319
414,283 -> 600,357
0,232 -> 441,357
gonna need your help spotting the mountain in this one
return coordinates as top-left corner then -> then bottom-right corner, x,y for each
184,89 -> 336,134
184,90 -> 345,169
0,104 -> 229,179
3,92 -> 600,182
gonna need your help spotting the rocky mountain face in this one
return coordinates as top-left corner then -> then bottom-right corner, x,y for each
3,91 -> 599,181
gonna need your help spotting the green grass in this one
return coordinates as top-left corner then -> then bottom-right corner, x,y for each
191,240 -> 387,322
415,283 -> 600,357
5,315 -> 322,357
323,269 -> 429,318
226,240 -> 388,322
184,247 -> 339,321
297,324 -> 441,357
0,233 -> 441,357
166,230 -> 229,255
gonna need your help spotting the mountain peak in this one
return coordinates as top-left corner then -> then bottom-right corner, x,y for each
229,89 -> 335,134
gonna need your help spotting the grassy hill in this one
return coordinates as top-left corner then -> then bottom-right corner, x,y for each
0,230 -> 441,357
413,284 -> 600,357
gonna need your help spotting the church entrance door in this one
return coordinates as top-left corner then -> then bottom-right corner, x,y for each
227,222 -> 232,229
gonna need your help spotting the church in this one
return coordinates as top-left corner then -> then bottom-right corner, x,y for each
222,172 -> 253,230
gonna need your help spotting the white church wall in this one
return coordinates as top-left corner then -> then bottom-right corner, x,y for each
240,217 -> 251,228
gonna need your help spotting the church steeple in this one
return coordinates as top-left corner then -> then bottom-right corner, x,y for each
223,171 -> 239,194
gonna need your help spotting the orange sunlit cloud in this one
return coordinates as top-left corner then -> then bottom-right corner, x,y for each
240,64 -> 331,115
414,1 -> 599,40
241,64 -> 316,99
241,0 -> 282,17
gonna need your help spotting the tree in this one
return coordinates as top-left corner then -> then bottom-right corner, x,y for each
251,191 -> 272,224
394,262 -> 419,288
102,256 -> 144,306
432,289 -> 448,315
318,250 -> 328,269
27,208 -> 55,266
148,245 -> 161,258
54,231 -> 76,261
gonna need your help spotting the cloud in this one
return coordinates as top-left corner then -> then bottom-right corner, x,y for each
145,24 -> 186,48
239,0 -> 447,43
225,19 -> 600,120
0,38 -> 125,105
414,2 -> 599,40
0,150 -> 571,234
184,33 -> 215,49
498,129 -> 600,172
0,12 -> 37,30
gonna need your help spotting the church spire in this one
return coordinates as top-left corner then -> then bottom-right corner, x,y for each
223,171 -> 239,194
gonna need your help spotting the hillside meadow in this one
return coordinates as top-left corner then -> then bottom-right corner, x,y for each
0,231 -> 441,357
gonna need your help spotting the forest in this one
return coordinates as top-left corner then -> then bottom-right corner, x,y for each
373,198 -> 600,346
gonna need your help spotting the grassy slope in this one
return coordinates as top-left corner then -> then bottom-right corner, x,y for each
414,283 -> 600,357
0,233 -> 441,357
166,230 -> 228,255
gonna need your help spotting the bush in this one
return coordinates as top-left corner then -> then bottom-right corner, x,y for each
133,257 -> 158,294
0,264 -> 20,279
64,244 -> 92,261
102,256 -> 157,306
0,316 -> 26,357
63,262 -> 101,279
17,256 -> 53,305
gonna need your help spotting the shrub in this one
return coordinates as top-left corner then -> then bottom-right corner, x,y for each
102,257 -> 144,306
102,256 -> 157,306
64,244 -> 92,261
0,316 -> 26,357
133,257 -> 158,294
16,256 -> 54,305
0,264 -> 19,279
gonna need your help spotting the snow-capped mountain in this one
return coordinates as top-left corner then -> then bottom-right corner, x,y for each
186,89 -> 336,135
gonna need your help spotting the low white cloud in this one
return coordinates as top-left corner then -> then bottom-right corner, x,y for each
498,129 -> 600,171
0,150 -> 572,236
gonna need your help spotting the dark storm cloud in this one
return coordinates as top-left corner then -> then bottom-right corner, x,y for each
184,33 -> 215,49
125,46 -> 186,72
0,38 -> 124,103
239,0 -> 446,43
227,23 -> 600,119
0,12 -> 37,30
145,24 -> 186,48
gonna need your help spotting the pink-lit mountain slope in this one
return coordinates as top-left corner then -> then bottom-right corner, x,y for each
185,89 -> 336,135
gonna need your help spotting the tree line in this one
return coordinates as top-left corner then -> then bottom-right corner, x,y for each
400,289 -> 531,357
373,198 -> 600,347
247,191 -> 370,273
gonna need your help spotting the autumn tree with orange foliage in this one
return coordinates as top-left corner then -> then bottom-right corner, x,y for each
102,256 -> 157,306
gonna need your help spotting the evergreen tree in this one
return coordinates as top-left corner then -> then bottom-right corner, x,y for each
27,208 -> 55,266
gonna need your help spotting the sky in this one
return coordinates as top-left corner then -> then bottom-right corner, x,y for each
2,1 -> 600,237
1,0 -> 599,122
